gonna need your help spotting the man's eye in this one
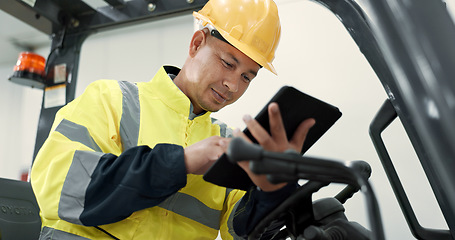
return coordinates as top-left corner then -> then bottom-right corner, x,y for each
242,74 -> 251,83
222,59 -> 233,68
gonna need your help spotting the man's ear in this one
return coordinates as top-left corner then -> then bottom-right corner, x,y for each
189,29 -> 207,57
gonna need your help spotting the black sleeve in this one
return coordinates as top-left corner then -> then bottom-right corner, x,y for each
233,183 -> 298,238
79,143 -> 187,226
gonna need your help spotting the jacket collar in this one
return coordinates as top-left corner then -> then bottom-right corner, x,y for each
150,66 -> 211,120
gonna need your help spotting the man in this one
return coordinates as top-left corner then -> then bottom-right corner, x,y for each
31,0 -> 315,239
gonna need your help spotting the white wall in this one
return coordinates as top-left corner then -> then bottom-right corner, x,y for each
0,0 -> 448,239
0,64 -> 43,180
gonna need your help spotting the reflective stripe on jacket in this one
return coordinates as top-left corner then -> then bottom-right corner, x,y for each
31,66 -> 245,239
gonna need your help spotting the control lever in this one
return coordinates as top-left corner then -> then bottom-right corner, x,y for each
227,137 -> 359,186
228,137 -> 385,240
335,161 -> 371,204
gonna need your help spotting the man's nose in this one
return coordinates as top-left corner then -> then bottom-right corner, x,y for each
222,75 -> 239,92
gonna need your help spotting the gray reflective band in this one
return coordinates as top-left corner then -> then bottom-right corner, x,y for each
227,199 -> 242,239
59,150 -> 104,224
225,188 -> 242,239
39,226 -> 91,240
55,119 -> 102,152
54,118 -> 105,223
118,81 -> 140,150
211,118 -> 233,138
225,188 -> 234,202
158,192 -> 222,230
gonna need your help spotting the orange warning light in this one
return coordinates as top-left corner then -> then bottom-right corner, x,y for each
13,52 -> 46,75
9,52 -> 46,89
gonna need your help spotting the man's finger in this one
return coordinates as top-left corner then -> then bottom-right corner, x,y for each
290,118 -> 316,151
268,102 -> 287,142
233,128 -> 253,143
242,114 -> 271,143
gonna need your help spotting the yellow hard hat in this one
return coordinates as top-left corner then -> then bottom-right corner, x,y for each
193,0 -> 281,75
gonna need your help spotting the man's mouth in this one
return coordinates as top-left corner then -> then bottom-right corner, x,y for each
211,88 -> 228,104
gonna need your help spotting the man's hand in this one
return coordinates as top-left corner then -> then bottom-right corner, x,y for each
235,102 -> 315,192
184,136 -> 231,175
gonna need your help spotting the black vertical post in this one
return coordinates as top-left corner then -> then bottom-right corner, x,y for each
32,29 -> 90,160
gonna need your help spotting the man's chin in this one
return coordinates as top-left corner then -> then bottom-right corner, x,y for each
203,107 -> 221,113
201,104 -> 224,113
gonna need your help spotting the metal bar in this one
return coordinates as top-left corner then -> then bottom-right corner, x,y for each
72,0 -> 208,33
33,0 -> 69,28
104,0 -> 126,8
1,0 -> 208,36
0,0 -> 54,35
361,0 -> 455,237
311,0 -> 455,237
44,0 -> 96,16
369,100 -> 452,240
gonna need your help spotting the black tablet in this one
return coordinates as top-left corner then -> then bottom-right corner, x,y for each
203,86 -> 342,190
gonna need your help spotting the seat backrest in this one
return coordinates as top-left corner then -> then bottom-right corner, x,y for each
0,177 -> 41,240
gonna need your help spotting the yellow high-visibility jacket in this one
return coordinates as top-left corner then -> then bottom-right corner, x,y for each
31,66 -> 246,239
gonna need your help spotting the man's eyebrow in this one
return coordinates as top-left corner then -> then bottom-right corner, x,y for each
227,53 -> 239,64
227,53 -> 258,76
